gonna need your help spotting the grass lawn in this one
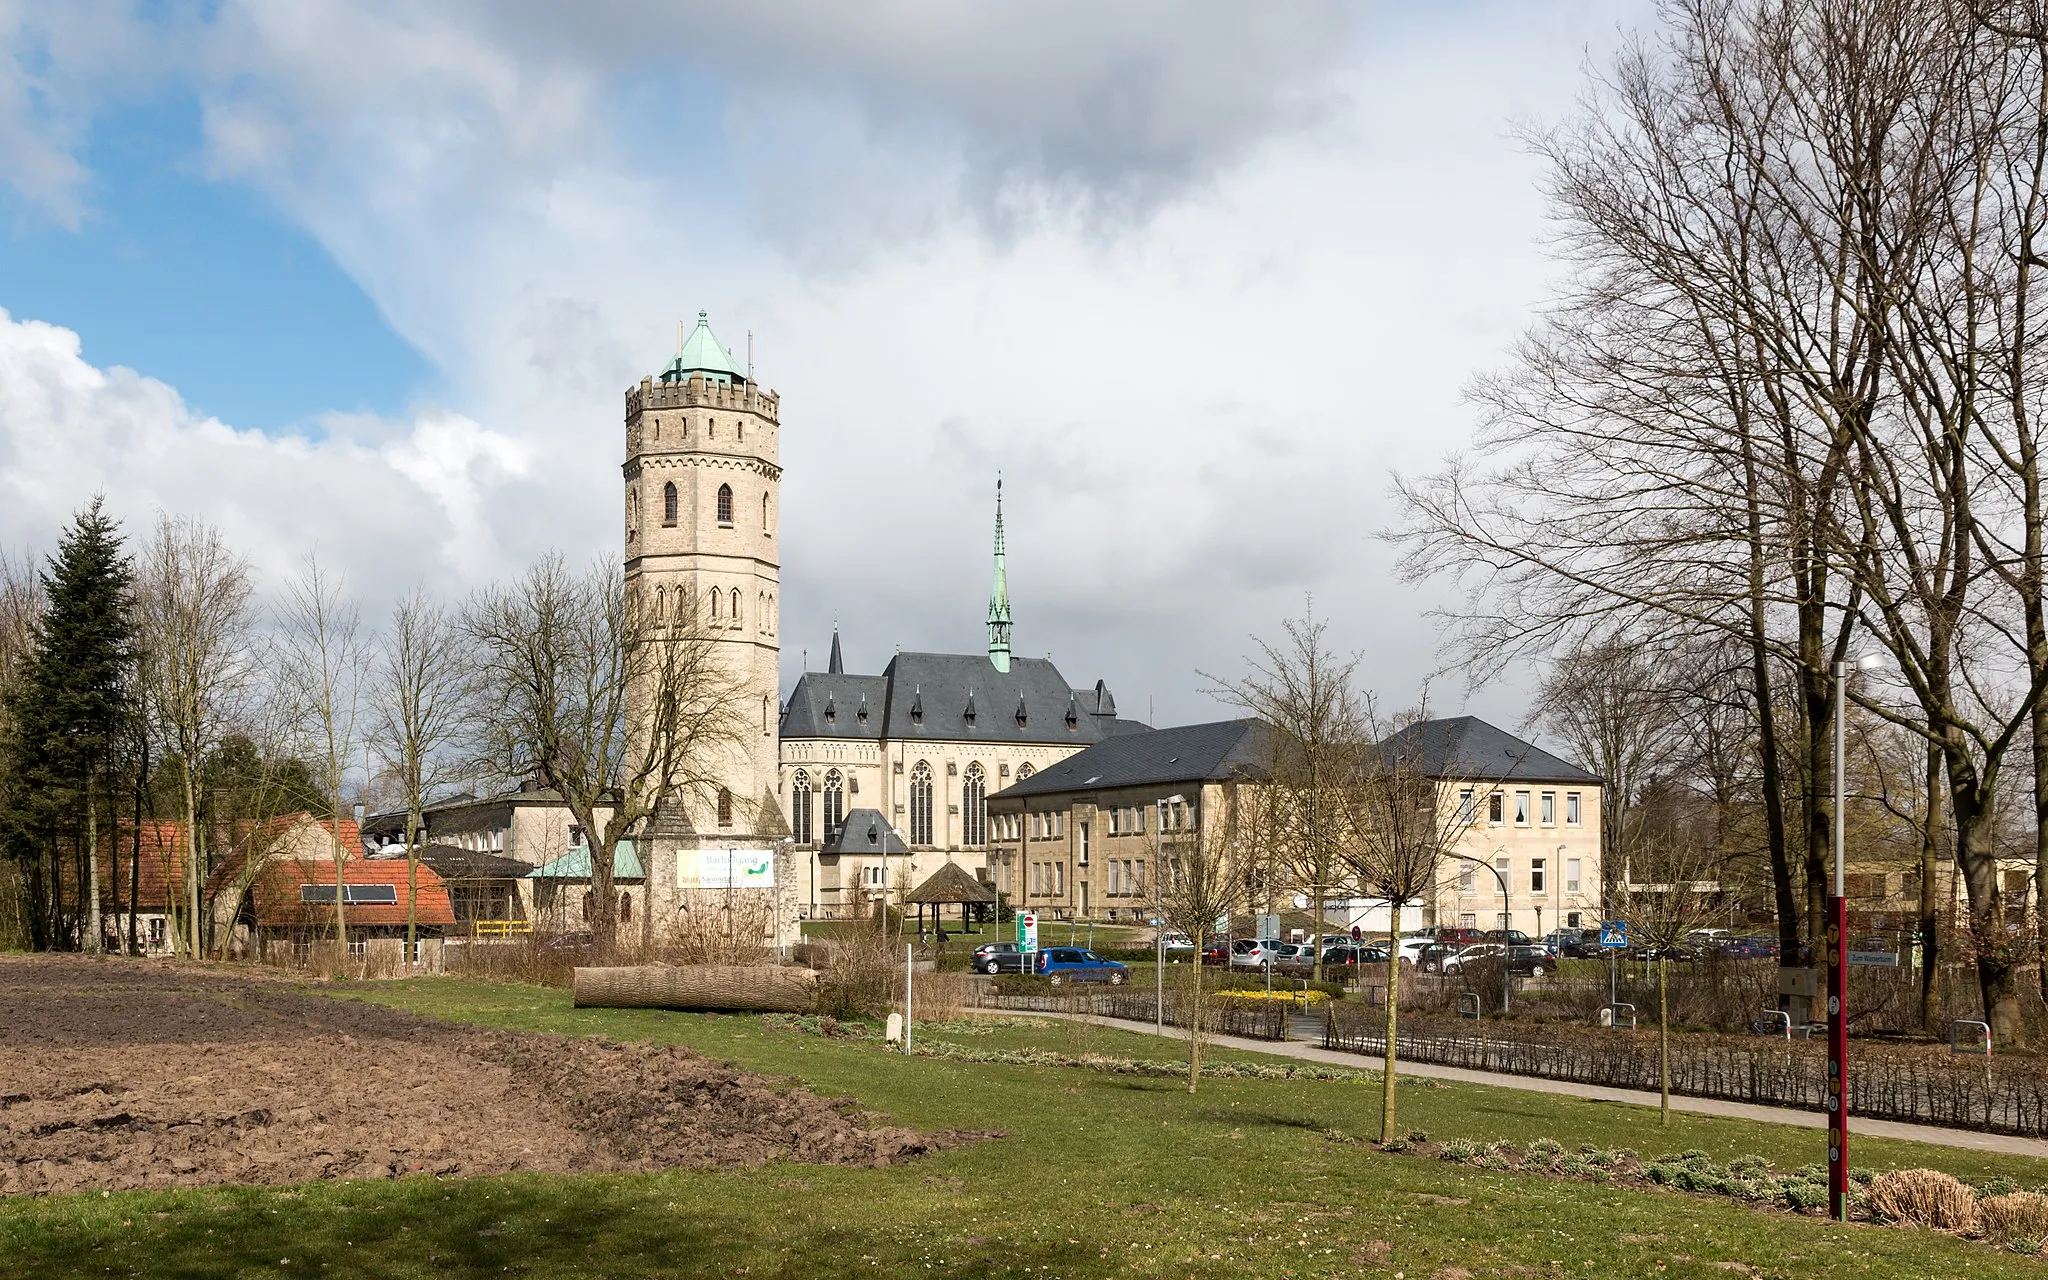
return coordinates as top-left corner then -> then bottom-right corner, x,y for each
4,978 -> 2045,1279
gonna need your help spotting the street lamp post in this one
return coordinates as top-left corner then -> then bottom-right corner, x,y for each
1153,794 -> 1185,1038
1445,852 -> 1513,1016
1829,653 -> 1882,1222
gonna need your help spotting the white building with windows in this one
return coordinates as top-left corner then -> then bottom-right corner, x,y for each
775,484 -> 1148,919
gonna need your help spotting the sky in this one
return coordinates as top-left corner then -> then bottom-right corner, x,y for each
0,0 -> 1652,732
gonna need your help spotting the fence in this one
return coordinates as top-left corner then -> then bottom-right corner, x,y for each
1322,1003 -> 2048,1136
975,987 -> 1290,1040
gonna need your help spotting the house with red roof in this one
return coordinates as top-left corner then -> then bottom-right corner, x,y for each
207,812 -> 456,959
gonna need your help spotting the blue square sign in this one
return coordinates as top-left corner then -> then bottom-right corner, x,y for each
1600,921 -> 1628,949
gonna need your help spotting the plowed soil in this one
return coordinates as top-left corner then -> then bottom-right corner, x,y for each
0,956 -> 980,1197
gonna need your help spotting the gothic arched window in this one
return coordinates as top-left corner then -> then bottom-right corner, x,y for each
762,491 -> 771,529
823,769 -> 845,842
717,484 -> 734,524
790,769 -> 813,845
730,588 -> 743,626
963,762 -> 987,847
663,481 -> 678,525
909,761 -> 934,847
654,586 -> 666,620
1016,763 -> 1035,781
710,590 -> 722,620
717,787 -> 733,828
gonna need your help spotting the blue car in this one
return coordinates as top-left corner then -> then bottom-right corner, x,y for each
1035,947 -> 1129,986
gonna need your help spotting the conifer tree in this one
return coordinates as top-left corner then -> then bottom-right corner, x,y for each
2,497 -> 138,951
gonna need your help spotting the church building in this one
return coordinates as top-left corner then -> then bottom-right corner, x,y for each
777,482 -> 1148,920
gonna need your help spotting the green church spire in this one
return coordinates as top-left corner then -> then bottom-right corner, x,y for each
987,473 -> 1012,673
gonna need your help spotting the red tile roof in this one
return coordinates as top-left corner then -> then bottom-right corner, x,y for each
246,849 -> 457,929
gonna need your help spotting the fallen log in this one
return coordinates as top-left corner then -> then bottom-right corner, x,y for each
572,964 -> 820,1013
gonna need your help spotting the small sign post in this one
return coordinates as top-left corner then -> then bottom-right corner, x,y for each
1016,910 -> 1038,975
1600,921 -> 1628,1023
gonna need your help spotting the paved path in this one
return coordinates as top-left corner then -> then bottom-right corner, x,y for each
993,1008 -> 2048,1159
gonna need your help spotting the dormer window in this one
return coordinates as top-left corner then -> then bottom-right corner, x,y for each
823,695 -> 836,726
1016,695 -> 1028,728
964,691 -> 977,726
910,687 -> 924,725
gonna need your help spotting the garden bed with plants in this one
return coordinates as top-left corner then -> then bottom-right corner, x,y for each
1355,1133 -> 2048,1257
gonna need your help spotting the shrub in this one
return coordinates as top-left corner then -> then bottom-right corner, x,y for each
1529,1137 -> 1565,1160
1863,1169 -> 1980,1232
1977,1177 -> 2019,1198
1728,1155 -> 1773,1177
1439,1139 -> 1478,1162
1783,1182 -> 1828,1211
1978,1192 -> 2048,1246
1558,1156 -> 1591,1178
1380,1137 -> 1411,1153
1405,1130 -> 1430,1143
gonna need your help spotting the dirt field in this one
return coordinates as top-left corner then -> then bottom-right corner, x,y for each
0,956 -> 981,1197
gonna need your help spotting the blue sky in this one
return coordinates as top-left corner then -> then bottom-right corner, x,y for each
0,0 -> 1649,727
1,100 -> 430,433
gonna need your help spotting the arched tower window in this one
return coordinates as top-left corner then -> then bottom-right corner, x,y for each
717,787 -> 733,828
627,487 -> 639,541
790,770 -> 813,845
963,762 -> 987,847
710,590 -> 722,620
762,492 -> 771,529
717,484 -> 734,524
654,586 -> 666,620
823,769 -> 845,842
663,481 -> 678,525
909,761 -> 934,847
730,588 -> 743,626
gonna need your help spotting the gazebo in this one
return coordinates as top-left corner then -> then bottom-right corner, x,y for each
904,861 -> 998,942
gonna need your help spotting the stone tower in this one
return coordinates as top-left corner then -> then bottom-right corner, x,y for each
624,312 -> 793,942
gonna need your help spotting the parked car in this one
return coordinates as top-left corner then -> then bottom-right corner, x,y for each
1036,947 -> 1129,986
1717,934 -> 1780,959
1200,940 -> 1231,966
1556,929 -> 1605,959
1321,944 -> 1390,968
1430,927 -> 1485,948
1504,944 -> 1553,977
1229,939 -> 1286,970
972,941 -> 1027,975
1481,929 -> 1534,947
1416,942 -> 1464,974
1271,942 -> 1320,970
1158,932 -> 1195,951
1439,943 -> 1505,975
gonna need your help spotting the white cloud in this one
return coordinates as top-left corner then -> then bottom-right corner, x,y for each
0,0 -> 1657,728
0,308 -> 529,606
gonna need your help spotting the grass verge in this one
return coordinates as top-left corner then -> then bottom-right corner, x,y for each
4,976 -> 2046,1279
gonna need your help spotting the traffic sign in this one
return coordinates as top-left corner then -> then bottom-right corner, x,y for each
1256,913 -> 1281,940
1600,921 -> 1628,949
1016,911 -> 1038,953
1350,925 -> 1363,943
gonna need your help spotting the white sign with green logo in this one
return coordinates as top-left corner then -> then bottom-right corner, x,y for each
1016,911 -> 1038,953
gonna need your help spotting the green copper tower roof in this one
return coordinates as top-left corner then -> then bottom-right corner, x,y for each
660,311 -> 745,385
987,474 -> 1012,673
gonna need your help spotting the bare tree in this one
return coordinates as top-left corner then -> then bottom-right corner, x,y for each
1341,700 -> 1483,1142
1613,834 -> 1727,1125
1205,605 -> 1365,980
134,516 -> 255,956
465,555 -> 746,952
373,590 -> 472,965
275,554 -> 370,958
1153,782 -> 1247,1093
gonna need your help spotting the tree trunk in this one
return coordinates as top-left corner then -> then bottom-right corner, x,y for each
1921,738 -> 1944,1030
1311,889 -> 1325,984
129,735 -> 144,956
1658,954 -> 1670,1126
1379,899 -> 1402,1142
181,758 -> 201,958
405,805 -> 419,969
1951,761 -> 2022,1045
84,781 -> 101,956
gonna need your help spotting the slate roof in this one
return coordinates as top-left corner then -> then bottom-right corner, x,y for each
819,809 -> 909,856
781,649 -> 1139,748
403,844 -> 532,882
1378,715 -> 1601,785
991,715 -> 1603,800
992,719 -> 1272,799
